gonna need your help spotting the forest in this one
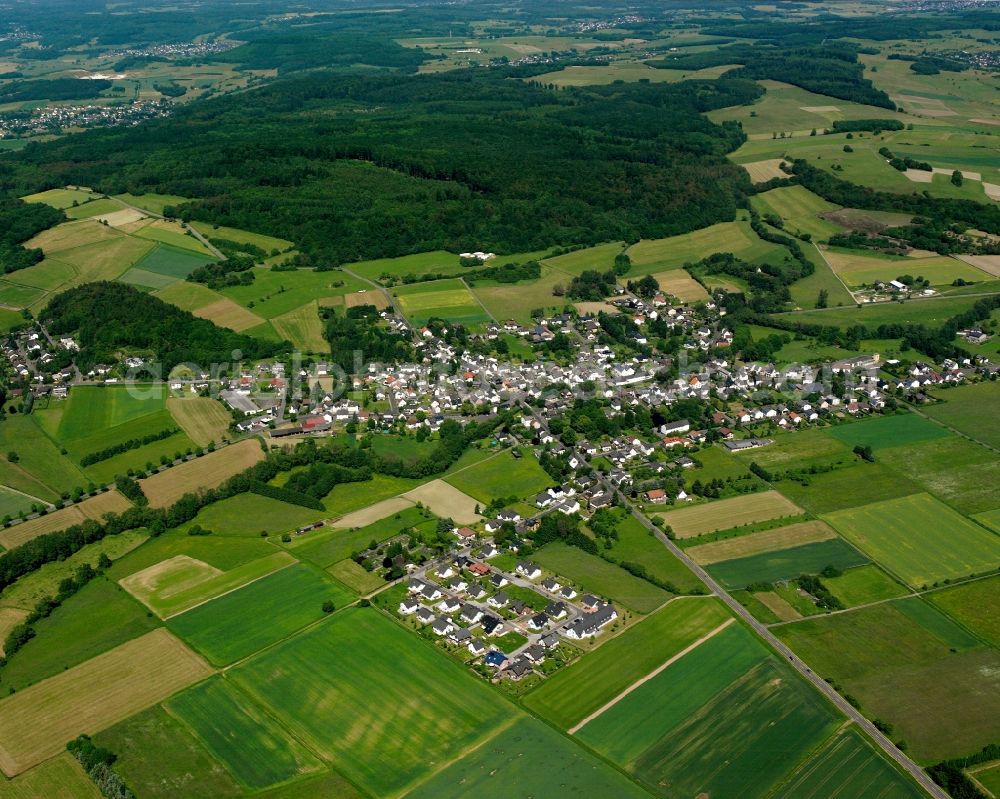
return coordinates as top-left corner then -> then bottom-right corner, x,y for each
0,199 -> 64,274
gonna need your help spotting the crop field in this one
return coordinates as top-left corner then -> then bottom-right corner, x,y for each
393,278 -> 491,326
0,577 -> 160,692
824,249 -> 983,288
178,492 -> 327,537
533,541 -> 670,613
742,158 -> 790,183
647,269 -> 709,302
775,462 -> 923,515
322,473 -> 426,515
823,493 -> 1000,587
0,753 -> 102,798
0,629 -> 212,776
192,297 -> 266,332
922,382 -> 1000,449
444,450 -> 550,504
190,222 -> 292,253
330,496 -> 415,529
774,727 -> 926,799
219,267 -> 368,319
534,60 -> 732,87
625,220 -> 785,274
471,264 -> 570,324
656,490 -> 804,538
523,598 -> 731,729
0,489 -> 132,550
131,242 -> 215,279
231,608 -> 511,797
348,249 -> 465,281
271,300 -> 329,353
22,188 -> 98,209
826,413 -> 950,451
62,405 -> 181,462
0,485 -> 38,519
734,429 -> 854,471
153,279 -> 225,312
777,295 -> 988,330
104,531 -> 276,583
139,440 -> 265,508
401,479 -> 482,524
166,397 -> 231,446
927,576 -> 1000,648
0,415 -> 87,501
119,267 -> 176,289
54,236 -> 156,286
133,220 -> 213,256
540,241 -> 624,275
707,538 -> 869,588
94,706 -> 243,799
58,384 -> 167,439
25,219 -> 124,254
120,551 -> 296,618
750,185 -> 841,241
326,558 -> 385,594
64,198 -> 125,220
167,563 -> 350,666
604,514 -> 705,594
0,279 -> 46,307
85,431 -> 196,486
166,677 -> 323,790
406,716 -> 652,799
823,564 -> 908,608
789,246 -> 857,309
115,193 -> 190,216
686,519 -> 838,565
291,505 -> 432,568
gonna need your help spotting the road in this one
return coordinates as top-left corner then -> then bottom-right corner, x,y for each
520,400 -> 948,799
114,197 -> 225,260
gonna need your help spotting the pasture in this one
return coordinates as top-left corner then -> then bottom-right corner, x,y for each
823,493 -> 1000,587
470,264 -> 569,324
219,267 -> 368,319
750,185 -> 841,241
0,485 -> 41,520
104,531 -> 275,582
824,249 -> 983,289
624,220 -> 785,274
115,192 -> 190,216
604,514 -> 705,594
192,297 -> 265,332
533,542 -> 670,613
177,492 -> 327,537
22,187 -> 97,209
347,249 -> 464,282
778,295 -> 989,330
775,462 -> 923,515
444,450 -> 551,504
327,558 -> 385,594
0,415 -> 87,501
139,439 -> 265,508
59,384 -> 167,437
331,496 -> 415,529
291,505 -> 433,568
270,300 -> 329,353
190,222 -> 293,253
541,241 -> 624,275
774,727 -> 927,799
167,563 -> 350,665
922,382 -> 1000,449
789,247 -> 858,308
133,220 -> 213,256
402,479 -> 482,525
153,279 -> 225,312
231,608 -> 510,797
322,473 -> 426,514
522,598 -> 731,729
0,629 -> 212,776
0,753 -> 102,799
534,61 -> 731,87
707,538 -> 869,589
131,242 -> 215,278
823,564 -> 908,608
646,269 -> 709,302
119,267 -> 176,290
686,519 -> 838,565
120,551 -> 295,618
407,716 -> 652,799
64,198 -> 127,221
656,490 -> 804,538
167,397 -> 231,446
732,428 -> 853,471
927,576 -> 1000,648
0,490 -> 132,550
25,219 -> 123,254
393,278 -> 491,326
166,677 -> 323,790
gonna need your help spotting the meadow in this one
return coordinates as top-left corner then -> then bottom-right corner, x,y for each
540,241 -> 624,275
604,514 -> 705,594
625,220 -> 786,275
822,564 -> 909,608
0,490 -> 127,549
823,493 -> 1000,587
105,531 -> 276,581
826,412 -> 950,451
23,188 -> 98,209
406,716 -> 652,799
922,382 -> 1000,449
532,541 -> 670,613
775,462 -> 923,515
0,753 -> 102,799
656,490 -> 803,538
177,492 -> 327,537
166,397 -> 231,446
193,297 -> 266,333
750,185 -> 841,241
115,192 -> 191,216
0,415 -> 87,502
189,222 -> 293,253
927,576 -> 1000,648
401,479 -> 482,525
533,61 -> 732,88
522,598 -> 731,729
167,563 -> 350,666
231,608 -> 511,797
326,558 -> 385,594
444,449 -> 551,503
826,250 -> 987,290
270,300 -> 329,353
733,428 -> 854,471
707,538 -> 869,589
130,242 -> 215,278
393,278 -> 491,326
133,220 -> 214,256
470,264 -> 571,324
777,295 -> 988,330
290,505 -> 433,568
219,267 -> 368,319
346,250 -> 465,281
166,677 -> 323,790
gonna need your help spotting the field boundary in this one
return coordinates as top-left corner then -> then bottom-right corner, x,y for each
568,617 -> 735,735
162,558 -> 296,620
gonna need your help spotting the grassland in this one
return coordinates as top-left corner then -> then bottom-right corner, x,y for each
133,220 -> 213,256
774,727 -> 927,799
347,249 -> 465,282
646,269 -> 709,302
0,415 -> 87,502
470,264 -> 569,324
522,598 -> 731,729
120,551 -> 295,618
166,677 -> 323,790
444,449 -> 551,503
0,629 -> 212,776
533,541 -> 670,613
603,513 -> 705,594
733,428 -> 854,472
22,188 -> 97,209
823,493 -> 1000,587
625,220 -> 786,275
290,505 -> 432,568
270,300 -> 329,353
153,279 -> 225,312
104,531 -> 276,582
167,563 -> 350,666
166,397 -> 231,446
95,706 -> 242,799
218,267 -> 368,319
540,241 -> 624,275
393,278 -> 491,326
823,564 -> 909,608
750,185 -> 841,241
321,473 -> 426,515
115,192 -> 190,216
139,440 -> 264,508
406,716 -> 652,799
0,753 -> 102,799
231,608 -> 511,797
131,242 -> 215,278
326,558 -> 385,594
61,198 -> 131,221
824,249 -> 985,289
656,490 -> 804,538
686,519 -> 838,565
827,413 -> 951,451
190,222 -> 293,253
401,479 -> 481,525
177,492 -> 327,537
922,382 -> 1000,449
775,462 -> 923,515
927,576 -> 1000,648
0,490 -> 132,550
533,60 -> 733,87
193,297 -> 266,332
777,295 -> 989,330
708,538 -> 869,588
0,485 -> 41,520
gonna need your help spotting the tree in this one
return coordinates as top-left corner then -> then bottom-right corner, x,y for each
7,452 -> 17,463
322,600 -> 335,613
816,288 -> 829,309
951,169 -> 963,187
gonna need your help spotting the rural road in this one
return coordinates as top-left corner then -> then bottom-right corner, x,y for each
519,400 -> 949,799
114,197 -> 226,260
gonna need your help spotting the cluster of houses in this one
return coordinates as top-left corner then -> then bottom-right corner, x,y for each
3,328 -> 77,396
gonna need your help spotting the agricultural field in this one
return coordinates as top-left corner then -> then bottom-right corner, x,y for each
133,220 -> 214,256
230,608 -> 511,797
166,397 -> 231,446
707,538 -> 869,589
540,241 -> 624,275
0,415 -> 88,502
522,598 -> 731,729
922,382 -> 1000,449
646,269 -> 709,302
393,278 -> 491,327
189,222 -> 293,254
406,716 -> 652,799
130,242 -> 215,279
329,496 -> 415,529
321,473 -> 426,515
115,192 -> 191,216
0,489 -> 132,550
603,513 -> 706,594
823,249 -> 986,289
926,576 -> 1000,648
177,492 -> 327,537
0,629 -> 211,776
193,297 -> 266,333
347,250 -> 465,282
270,300 -> 329,353
532,541 -> 671,613
138,439 -> 265,508
750,185 -> 841,241
822,564 -> 909,608
686,519 -> 838,565
104,531 -> 276,583
153,279 -> 226,312
470,264 -> 569,324
166,677 -> 323,790
326,558 -> 385,594
166,562 -> 350,666
826,413 -> 950,451
625,220 -> 786,275
656,490 -> 804,538
444,449 -> 551,504
22,188 -> 98,209
775,462 -> 923,515
823,493 -> 1000,588
777,295 -> 988,330
0,753 -> 101,798
217,267 -> 367,319
401,479 -> 481,525
532,61 -> 733,88
734,428 -> 855,471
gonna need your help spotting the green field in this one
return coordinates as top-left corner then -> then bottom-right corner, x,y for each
63,198 -> 125,220
58,385 -> 168,438
0,485 -> 38,519
625,220 -> 787,274
190,222 -> 293,253
823,565 -> 909,608
270,300 -> 328,353
0,279 -> 46,307
134,223 -> 213,256
407,716 -> 652,799
523,598 -> 731,729
0,415 -> 87,501
115,192 -> 191,216
177,492 -> 327,537
326,558 -> 386,594
788,245 -> 856,309
231,608 -> 511,797
444,449 -> 551,503
22,188 -> 97,209
219,267 -> 368,319
927,576 -> 1000,648
166,677 -> 323,790
348,249 -> 465,281
119,267 -> 178,289
470,264 -> 570,325
105,531 -> 277,582
153,280 -> 225,312
540,241 -> 624,275
750,185 -> 841,241
733,428 -> 854,472
167,563 -> 351,665
393,278 -> 491,326
775,462 -> 923,515
0,577 -> 160,692
823,493 -> 1000,588
533,541 -> 670,613
707,538 -> 869,589
96,706 -> 242,799
603,514 -> 705,594
776,296 -> 989,330
774,727 -> 927,799
131,243 -> 216,278
826,413 -> 951,451
0,752 -> 102,798
922,382 -> 1000,450
321,473 -> 425,514
290,505 -> 434,568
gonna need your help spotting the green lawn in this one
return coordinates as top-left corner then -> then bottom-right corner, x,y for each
533,542 -> 670,613
230,608 -> 511,798
444,450 -> 551,503
166,677 -> 323,790
706,538 -> 869,589
167,563 -> 351,665
522,598 -> 731,729
825,413 -> 951,451
823,493 -> 1000,588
